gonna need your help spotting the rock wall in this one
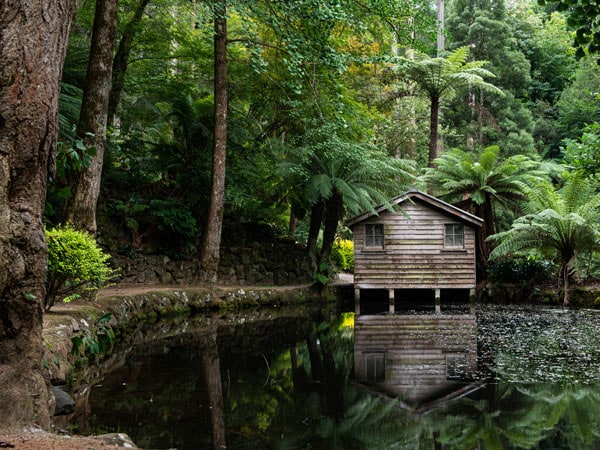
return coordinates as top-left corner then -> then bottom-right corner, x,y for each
111,235 -> 312,286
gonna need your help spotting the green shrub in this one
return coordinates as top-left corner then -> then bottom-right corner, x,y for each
332,239 -> 354,271
149,199 -> 197,239
46,227 -> 120,311
487,255 -> 553,284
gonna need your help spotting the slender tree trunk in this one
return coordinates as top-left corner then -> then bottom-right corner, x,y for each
288,213 -> 297,239
320,191 -> 343,261
0,0 -> 78,427
64,0 -> 118,234
306,201 -> 325,270
474,203 -> 492,281
437,0 -> 445,55
428,95 -> 440,167
107,0 -> 151,126
200,0 -> 228,283
562,261 -> 570,307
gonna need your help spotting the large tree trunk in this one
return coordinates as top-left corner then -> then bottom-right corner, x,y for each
428,95 -> 440,167
107,0 -> 151,126
0,0 -> 78,427
200,0 -> 228,283
64,0 -> 118,234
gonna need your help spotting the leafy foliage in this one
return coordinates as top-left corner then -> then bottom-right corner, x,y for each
71,312 -> 116,361
539,0 -> 600,59
148,199 -> 198,239
46,227 -> 120,311
282,122 -> 415,213
487,255 -> 554,284
556,57 -> 600,141
563,122 -> 600,182
424,146 -> 543,213
398,46 -> 503,103
489,175 -> 600,304
424,145 -> 547,274
331,239 -> 354,271
396,46 -> 505,165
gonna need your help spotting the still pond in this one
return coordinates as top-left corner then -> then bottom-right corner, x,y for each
77,302 -> 600,449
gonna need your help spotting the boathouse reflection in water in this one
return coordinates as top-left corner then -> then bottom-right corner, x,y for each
354,312 -> 479,408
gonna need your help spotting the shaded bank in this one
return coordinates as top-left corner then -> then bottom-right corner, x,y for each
480,281 -> 600,307
42,283 -> 342,433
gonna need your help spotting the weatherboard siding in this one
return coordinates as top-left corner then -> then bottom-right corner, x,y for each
353,201 -> 477,289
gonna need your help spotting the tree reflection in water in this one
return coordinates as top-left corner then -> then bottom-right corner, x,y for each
81,306 -> 600,450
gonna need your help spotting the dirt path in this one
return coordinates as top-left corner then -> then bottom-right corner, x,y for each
96,272 -> 353,299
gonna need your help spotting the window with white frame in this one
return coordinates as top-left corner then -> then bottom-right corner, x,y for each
444,223 -> 464,248
365,224 -> 384,248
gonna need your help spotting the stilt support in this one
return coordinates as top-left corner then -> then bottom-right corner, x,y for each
435,288 -> 441,314
389,289 -> 395,314
355,288 -> 361,316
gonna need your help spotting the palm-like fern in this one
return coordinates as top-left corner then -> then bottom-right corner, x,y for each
397,46 -> 504,166
279,127 -> 415,268
423,146 -> 545,275
489,175 -> 600,305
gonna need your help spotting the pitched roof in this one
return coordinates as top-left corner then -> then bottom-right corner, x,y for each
346,189 -> 484,228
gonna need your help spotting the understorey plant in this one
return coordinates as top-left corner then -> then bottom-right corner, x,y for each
45,226 -> 120,311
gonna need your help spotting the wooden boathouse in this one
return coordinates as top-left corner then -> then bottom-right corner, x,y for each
347,189 -> 483,314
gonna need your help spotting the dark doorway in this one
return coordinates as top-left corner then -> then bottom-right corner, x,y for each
359,289 -> 389,315
395,289 -> 435,312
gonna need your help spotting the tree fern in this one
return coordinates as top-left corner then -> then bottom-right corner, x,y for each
489,175 -> 600,305
423,145 -> 547,276
278,124 -> 414,269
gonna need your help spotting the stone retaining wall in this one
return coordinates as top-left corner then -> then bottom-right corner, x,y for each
111,239 -> 312,286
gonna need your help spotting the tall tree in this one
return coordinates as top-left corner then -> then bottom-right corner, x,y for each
489,175 -> 600,306
200,0 -> 228,283
0,0 -> 78,427
445,0 -> 535,156
107,0 -> 152,126
397,46 -> 503,166
64,0 -> 118,233
557,57 -> 600,141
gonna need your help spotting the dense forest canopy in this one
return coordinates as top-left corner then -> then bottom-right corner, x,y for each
3,0 -> 600,428
43,0 -> 600,285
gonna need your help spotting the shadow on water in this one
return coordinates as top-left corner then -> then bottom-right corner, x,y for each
76,300 -> 600,449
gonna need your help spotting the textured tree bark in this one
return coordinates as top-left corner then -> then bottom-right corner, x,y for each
107,0 -> 151,126
320,191 -> 344,261
200,0 -> 228,283
306,201 -> 325,270
64,0 -> 118,234
428,95 -> 440,167
0,0 -> 78,427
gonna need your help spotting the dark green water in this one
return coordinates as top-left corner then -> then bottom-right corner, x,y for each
77,304 -> 600,449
